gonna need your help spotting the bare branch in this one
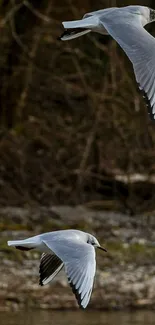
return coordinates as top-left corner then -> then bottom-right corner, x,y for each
0,2 -> 23,28
23,0 -> 51,23
0,0 -> 51,30
9,15 -> 30,54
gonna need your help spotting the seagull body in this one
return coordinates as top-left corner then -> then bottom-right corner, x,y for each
60,6 -> 155,121
8,229 -> 106,309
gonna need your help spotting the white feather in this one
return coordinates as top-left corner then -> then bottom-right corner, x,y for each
62,16 -> 99,29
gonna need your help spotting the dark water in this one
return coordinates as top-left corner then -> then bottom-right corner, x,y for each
1,310 -> 155,325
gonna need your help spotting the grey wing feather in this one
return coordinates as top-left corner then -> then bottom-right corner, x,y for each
64,247 -> 96,309
39,253 -> 63,286
42,238 -> 96,308
68,277 -> 83,308
99,17 -> 155,120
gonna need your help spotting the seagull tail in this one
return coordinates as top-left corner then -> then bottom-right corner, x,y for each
59,16 -> 98,41
59,28 -> 91,41
7,237 -> 37,251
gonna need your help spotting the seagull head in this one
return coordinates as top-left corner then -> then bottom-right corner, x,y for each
87,234 -> 107,252
122,6 -> 154,27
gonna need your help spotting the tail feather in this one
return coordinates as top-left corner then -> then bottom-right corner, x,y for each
7,237 -> 37,250
59,16 -> 99,41
59,28 -> 91,41
62,16 -> 99,29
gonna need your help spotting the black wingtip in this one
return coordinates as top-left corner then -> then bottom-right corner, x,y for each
15,246 -> 33,251
68,277 -> 84,309
39,264 -> 43,286
138,83 -> 155,121
57,30 -> 68,41
57,35 -> 62,41
39,253 -> 63,288
57,28 -> 86,41
39,278 -> 43,286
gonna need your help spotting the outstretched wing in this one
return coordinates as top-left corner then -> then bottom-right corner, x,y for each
99,15 -> 155,120
39,253 -> 63,286
42,238 -> 96,309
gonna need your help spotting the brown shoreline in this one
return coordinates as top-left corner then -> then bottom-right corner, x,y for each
1,206 -> 155,311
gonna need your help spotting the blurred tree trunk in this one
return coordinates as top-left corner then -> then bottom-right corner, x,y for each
0,0 -> 48,128
0,0 -> 155,129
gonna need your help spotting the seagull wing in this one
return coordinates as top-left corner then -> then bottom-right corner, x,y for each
99,15 -> 155,120
39,253 -> 64,286
42,238 -> 96,309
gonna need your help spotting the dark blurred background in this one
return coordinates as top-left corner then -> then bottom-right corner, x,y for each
2,2 -> 155,313
0,0 -> 155,211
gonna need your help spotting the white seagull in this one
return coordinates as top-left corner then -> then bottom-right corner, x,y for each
59,6 -> 155,121
7,229 -> 106,309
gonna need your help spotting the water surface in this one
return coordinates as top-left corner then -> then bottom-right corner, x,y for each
1,310 -> 155,325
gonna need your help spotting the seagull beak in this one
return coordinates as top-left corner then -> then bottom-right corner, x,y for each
97,246 -> 107,252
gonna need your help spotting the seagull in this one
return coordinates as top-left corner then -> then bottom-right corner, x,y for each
7,229 -> 106,309
59,6 -> 155,121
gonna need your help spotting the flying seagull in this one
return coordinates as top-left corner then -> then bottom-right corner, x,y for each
7,229 -> 106,309
59,6 -> 155,121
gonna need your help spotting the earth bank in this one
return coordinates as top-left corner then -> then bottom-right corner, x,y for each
1,205 -> 155,311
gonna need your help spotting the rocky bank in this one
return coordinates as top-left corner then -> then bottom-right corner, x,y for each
1,205 -> 155,311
